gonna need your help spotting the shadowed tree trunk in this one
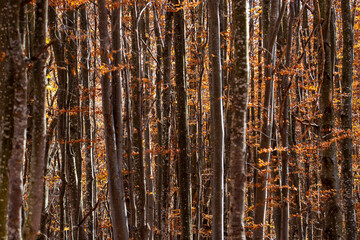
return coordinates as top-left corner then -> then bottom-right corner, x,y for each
23,0 -> 48,239
98,0 -> 130,238
208,0 -> 225,238
6,1 -> 28,239
340,0 -> 357,239
228,0 -> 249,238
173,0 -> 193,238
80,4 -> 95,240
317,1 -> 342,239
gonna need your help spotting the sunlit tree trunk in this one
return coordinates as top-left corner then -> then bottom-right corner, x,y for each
80,5 -> 95,240
228,0 -> 249,238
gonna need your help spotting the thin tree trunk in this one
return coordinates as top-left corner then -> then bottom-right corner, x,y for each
162,4 -> 173,239
80,5 -> 95,240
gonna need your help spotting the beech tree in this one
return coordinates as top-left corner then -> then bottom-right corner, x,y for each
0,1 -> 359,239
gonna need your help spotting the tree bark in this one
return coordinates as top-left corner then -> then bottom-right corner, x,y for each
6,0 -> 28,238
208,0 -> 225,239
228,0 -> 249,238
23,0 -> 48,239
317,1 -> 342,239
98,0 -> 130,238
173,0 -> 193,238
340,0 -> 357,239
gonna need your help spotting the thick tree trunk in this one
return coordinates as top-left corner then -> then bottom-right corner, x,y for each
0,1 -> 12,238
6,1 -> 28,238
111,1 -> 129,239
340,0 -> 357,239
208,0 -> 225,239
318,1 -> 342,239
173,0 -> 193,239
23,1 -> 48,239
228,0 -> 249,239
98,0 -> 130,238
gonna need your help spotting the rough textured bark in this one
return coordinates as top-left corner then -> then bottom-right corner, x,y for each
318,1 -> 342,239
161,4 -> 173,239
208,0 -> 225,239
340,0 -> 357,239
173,0 -> 193,238
0,1 -> 12,238
228,0 -> 249,238
23,1 -> 48,239
98,0 -> 130,238
279,2 -> 294,240
153,5 -> 163,239
6,1 -> 28,238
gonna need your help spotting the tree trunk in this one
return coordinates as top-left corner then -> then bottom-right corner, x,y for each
173,0 -> 193,238
228,0 -> 249,238
161,4 -> 173,238
6,0 -> 28,238
208,0 -> 225,239
23,1 -> 48,239
318,1 -> 342,239
98,0 -> 130,238
340,0 -> 357,238
80,5 -> 95,240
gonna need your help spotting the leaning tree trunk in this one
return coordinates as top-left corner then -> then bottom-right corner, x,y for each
173,0 -> 193,239
208,0 -> 225,239
98,0 -> 130,238
23,0 -> 48,239
340,0 -> 357,239
228,0 -> 249,239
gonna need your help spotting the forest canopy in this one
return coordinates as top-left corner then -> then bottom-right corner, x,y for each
0,0 -> 359,239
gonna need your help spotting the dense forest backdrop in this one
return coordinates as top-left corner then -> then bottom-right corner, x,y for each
0,0 -> 359,239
